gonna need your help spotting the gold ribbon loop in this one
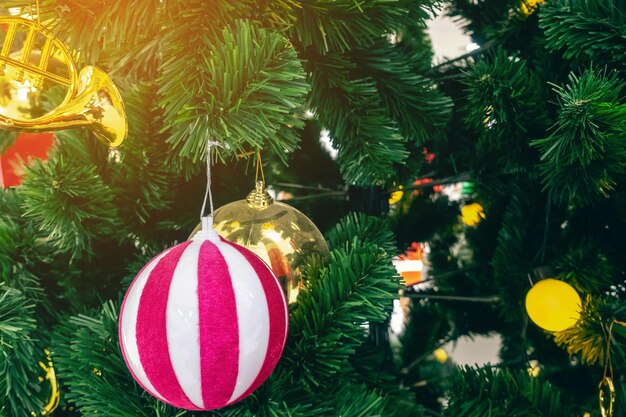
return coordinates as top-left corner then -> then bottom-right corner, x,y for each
598,376 -> 615,417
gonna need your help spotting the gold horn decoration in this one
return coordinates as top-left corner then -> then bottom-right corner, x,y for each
0,17 -> 127,148
30,349 -> 60,417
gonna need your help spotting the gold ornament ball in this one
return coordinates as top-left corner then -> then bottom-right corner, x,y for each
525,278 -> 582,332
191,181 -> 329,303
461,202 -> 486,227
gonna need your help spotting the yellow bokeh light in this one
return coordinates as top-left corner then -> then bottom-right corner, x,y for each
521,0 -> 545,16
389,185 -> 404,205
461,203 -> 486,227
527,361 -> 541,377
525,278 -> 582,332
433,348 -> 448,364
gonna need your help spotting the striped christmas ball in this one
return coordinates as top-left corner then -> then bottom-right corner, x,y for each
119,225 -> 288,410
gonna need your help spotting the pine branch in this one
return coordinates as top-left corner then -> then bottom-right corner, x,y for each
285,244 -> 399,389
328,383 -> 423,417
333,104 -> 408,185
394,7 -> 437,75
446,0 -> 524,42
444,366 -> 575,417
284,214 -> 400,391
288,0 -> 426,54
221,381 -> 423,417
540,0 -> 626,71
253,0 -> 302,33
325,212 -> 397,254
30,0 -> 161,66
291,1 -> 444,184
350,340 -> 419,406
490,184 -> 550,325
51,300 -> 156,417
554,296 -> 626,368
103,36 -> 162,81
158,19 -> 309,163
18,155 -> 118,260
305,50 -> 408,184
0,192 -> 30,279
462,47 -> 549,167
108,83 -> 178,230
531,69 -> 626,206
0,284 -> 45,417
555,239 -> 614,294
0,192 -> 46,293
215,369 -> 333,417
350,42 -> 452,145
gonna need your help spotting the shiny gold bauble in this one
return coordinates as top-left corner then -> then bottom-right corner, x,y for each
191,181 -> 329,303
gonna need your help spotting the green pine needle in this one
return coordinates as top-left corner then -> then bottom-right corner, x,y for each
158,19 -> 309,163
463,47 -> 549,166
540,0 -> 626,71
444,366 -> 574,417
531,69 -> 626,206
19,156 -> 118,259
0,284 -> 45,416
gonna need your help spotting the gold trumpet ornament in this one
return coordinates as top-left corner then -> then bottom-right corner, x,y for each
30,349 -> 60,417
0,14 -> 127,147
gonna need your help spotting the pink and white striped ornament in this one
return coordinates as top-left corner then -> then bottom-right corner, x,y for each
119,224 -> 288,411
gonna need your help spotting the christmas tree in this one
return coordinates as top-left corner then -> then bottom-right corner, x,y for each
1,0 -> 625,416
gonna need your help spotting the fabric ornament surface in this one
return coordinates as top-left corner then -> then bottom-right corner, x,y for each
119,229 -> 288,410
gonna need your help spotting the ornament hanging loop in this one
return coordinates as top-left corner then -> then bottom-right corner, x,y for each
246,151 -> 274,209
196,138 -> 223,242
597,320 -> 624,417
255,150 -> 266,186
599,376 -> 615,417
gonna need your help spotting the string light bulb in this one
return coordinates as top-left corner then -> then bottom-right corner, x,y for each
525,278 -> 582,332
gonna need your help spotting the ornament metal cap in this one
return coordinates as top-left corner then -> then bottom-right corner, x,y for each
246,181 -> 274,210
192,216 -> 220,242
